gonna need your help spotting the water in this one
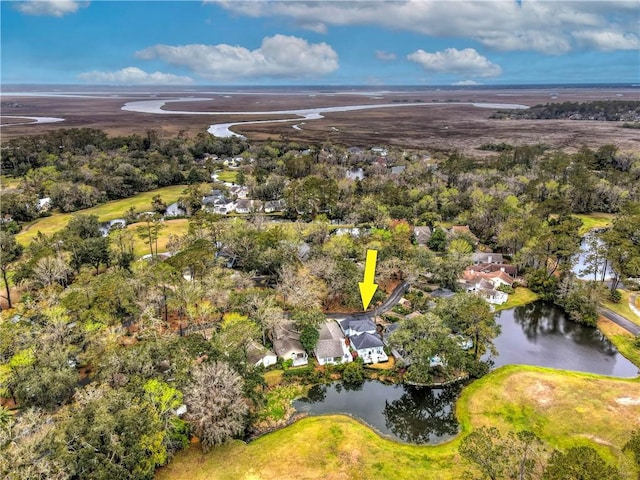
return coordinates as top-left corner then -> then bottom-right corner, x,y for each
573,231 -> 614,280
294,301 -> 638,443
293,381 -> 462,444
492,302 -> 637,377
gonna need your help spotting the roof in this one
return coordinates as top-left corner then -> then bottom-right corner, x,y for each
350,332 -> 384,350
414,226 -> 432,244
319,321 -> 345,341
272,336 -> 305,357
430,288 -> 455,298
448,225 -> 478,240
315,339 -> 345,359
472,252 -> 504,264
485,270 -> 515,285
338,317 -> 376,335
246,340 -> 276,365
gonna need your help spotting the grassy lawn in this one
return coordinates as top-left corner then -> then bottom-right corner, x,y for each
156,365 -> 640,480
602,290 -> 640,327
599,317 -> 640,368
573,213 -> 614,235
126,218 -> 189,257
216,170 -> 238,183
494,287 -> 540,312
16,185 -> 189,246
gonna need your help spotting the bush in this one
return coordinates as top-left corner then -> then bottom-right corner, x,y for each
497,284 -> 514,294
609,289 -> 622,303
342,361 -> 365,385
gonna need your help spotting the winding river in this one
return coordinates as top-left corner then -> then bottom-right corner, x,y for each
121,97 -> 529,138
294,302 -> 638,444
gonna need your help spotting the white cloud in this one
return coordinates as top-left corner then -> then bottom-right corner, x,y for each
572,30 -> 640,50
453,80 -> 481,86
375,50 -> 397,61
213,0 -> 639,54
15,0 -> 85,17
135,35 -> 338,80
78,67 -> 193,85
408,48 -> 502,78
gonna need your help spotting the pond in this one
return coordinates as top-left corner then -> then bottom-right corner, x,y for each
294,301 -> 638,444
491,301 -> 637,378
293,381 -> 463,445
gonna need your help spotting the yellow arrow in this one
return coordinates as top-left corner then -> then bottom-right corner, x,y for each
359,249 -> 378,310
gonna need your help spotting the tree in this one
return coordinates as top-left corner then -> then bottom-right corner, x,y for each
543,446 -> 620,480
185,361 -> 248,451
0,231 -> 23,309
427,227 -> 447,252
459,427 -> 548,480
389,312 -> 460,383
58,386 -> 167,480
136,213 -> 165,258
434,294 -> 500,361
602,202 -> 640,294
300,324 -> 320,354
459,427 -> 508,480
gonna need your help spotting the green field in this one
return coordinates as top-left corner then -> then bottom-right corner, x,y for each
599,317 -> 640,367
494,287 -> 539,312
574,213 -> 614,235
126,218 -> 190,257
15,185 -> 189,245
602,290 -> 640,327
215,170 -> 238,183
156,365 -> 640,480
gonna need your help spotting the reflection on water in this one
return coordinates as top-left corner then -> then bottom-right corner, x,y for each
294,381 -> 461,444
493,301 -> 636,377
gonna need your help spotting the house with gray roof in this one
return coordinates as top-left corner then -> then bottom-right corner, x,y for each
350,332 -> 388,364
338,317 -> 377,337
271,322 -> 308,367
315,322 -> 352,366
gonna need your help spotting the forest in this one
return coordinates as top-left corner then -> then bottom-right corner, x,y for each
1,128 -> 640,478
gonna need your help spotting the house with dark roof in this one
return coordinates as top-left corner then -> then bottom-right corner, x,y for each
338,317 -> 377,337
350,332 -> 388,364
315,321 -> 352,366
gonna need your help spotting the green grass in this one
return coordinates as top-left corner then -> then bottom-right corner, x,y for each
16,185 -> 189,246
215,170 -> 238,183
599,317 -> 640,368
602,290 -> 640,327
126,218 -> 189,257
156,366 -> 640,480
257,384 -> 309,422
573,213 -> 614,235
494,287 -> 540,312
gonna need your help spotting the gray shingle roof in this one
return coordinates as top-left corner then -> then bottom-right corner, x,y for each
350,332 -> 384,350
315,339 -> 345,359
338,317 -> 376,334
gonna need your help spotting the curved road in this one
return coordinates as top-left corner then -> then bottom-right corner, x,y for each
599,307 -> 640,336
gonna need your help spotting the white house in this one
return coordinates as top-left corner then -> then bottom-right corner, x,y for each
349,332 -> 388,364
337,317 -> 377,337
315,321 -> 352,366
272,323 -> 308,367
247,340 -> 277,368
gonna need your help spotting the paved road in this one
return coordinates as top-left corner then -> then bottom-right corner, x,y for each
599,307 -> 640,336
326,281 -> 410,319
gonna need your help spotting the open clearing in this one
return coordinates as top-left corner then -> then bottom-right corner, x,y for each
15,185 -> 187,245
156,365 -> 640,480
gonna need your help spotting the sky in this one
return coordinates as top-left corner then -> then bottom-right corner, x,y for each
1,0 -> 639,86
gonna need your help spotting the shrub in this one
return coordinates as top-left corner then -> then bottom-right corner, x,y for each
609,289 -> 622,303
342,361 -> 365,385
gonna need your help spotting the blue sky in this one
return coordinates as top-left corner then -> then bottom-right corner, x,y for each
1,0 -> 639,85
